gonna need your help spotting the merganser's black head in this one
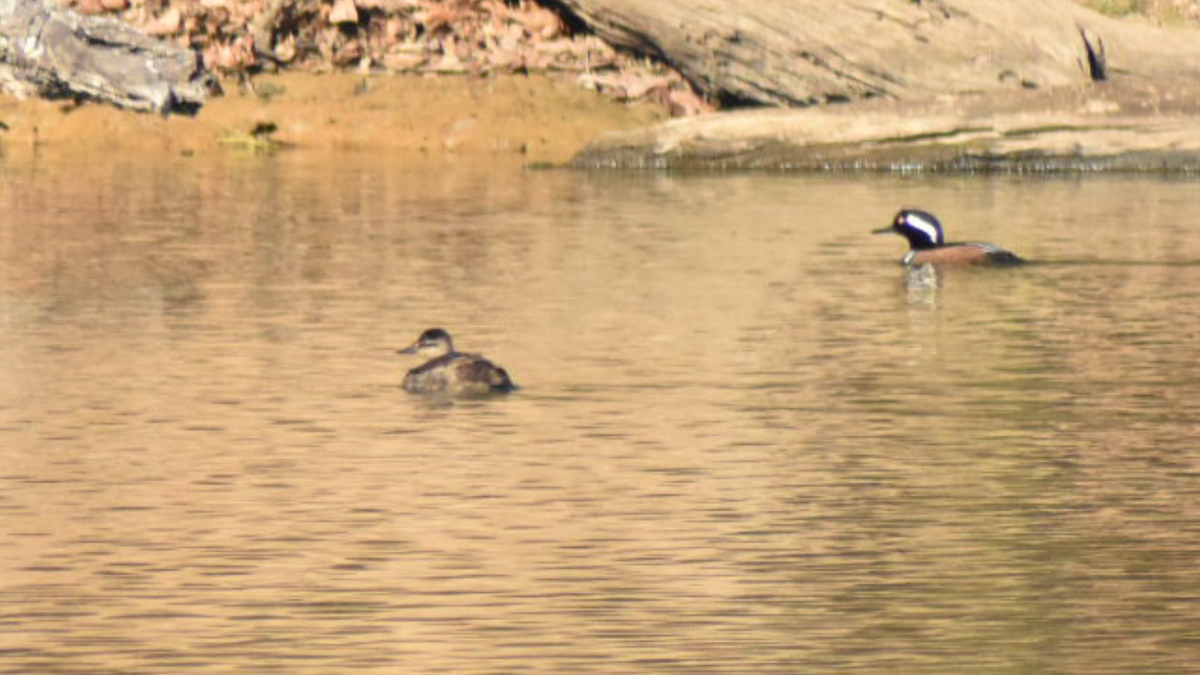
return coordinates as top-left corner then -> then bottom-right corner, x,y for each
398,327 -> 454,358
873,209 -> 944,250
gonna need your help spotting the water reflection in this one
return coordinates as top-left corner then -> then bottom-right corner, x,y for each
1,156 -> 1200,674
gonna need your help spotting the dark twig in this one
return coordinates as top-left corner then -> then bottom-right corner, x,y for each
1079,26 -> 1107,82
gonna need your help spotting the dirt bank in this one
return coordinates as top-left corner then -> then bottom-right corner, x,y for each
0,71 -> 668,164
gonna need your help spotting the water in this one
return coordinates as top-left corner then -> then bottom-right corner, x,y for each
2,154 -> 1200,674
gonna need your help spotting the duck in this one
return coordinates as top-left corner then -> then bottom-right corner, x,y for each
397,328 -> 515,395
873,208 -> 1024,266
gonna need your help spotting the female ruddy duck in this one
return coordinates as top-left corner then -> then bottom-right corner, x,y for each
874,209 -> 1024,266
398,328 -> 515,395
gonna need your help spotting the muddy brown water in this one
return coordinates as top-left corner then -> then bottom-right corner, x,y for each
3,153 -> 1200,674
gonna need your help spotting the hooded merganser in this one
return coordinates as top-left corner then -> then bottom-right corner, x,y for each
873,209 -> 1024,266
398,328 -> 515,395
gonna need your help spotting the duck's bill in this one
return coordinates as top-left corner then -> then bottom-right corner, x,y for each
872,225 -> 895,235
398,344 -> 418,355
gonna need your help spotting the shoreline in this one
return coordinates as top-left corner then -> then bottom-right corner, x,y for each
0,71 -> 668,165
572,76 -> 1200,173
6,65 -> 1200,174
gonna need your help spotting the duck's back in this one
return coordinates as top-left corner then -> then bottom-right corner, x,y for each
404,352 -> 515,395
455,358 -> 515,393
906,242 -> 1025,266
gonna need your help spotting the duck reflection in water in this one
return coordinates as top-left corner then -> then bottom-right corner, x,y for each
398,328 -> 516,395
903,263 -> 942,306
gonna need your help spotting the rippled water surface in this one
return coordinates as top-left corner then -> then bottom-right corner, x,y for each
3,154 -> 1200,674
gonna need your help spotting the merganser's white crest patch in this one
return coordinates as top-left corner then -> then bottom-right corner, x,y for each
905,212 -> 942,245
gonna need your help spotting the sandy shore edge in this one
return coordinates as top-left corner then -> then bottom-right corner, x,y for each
0,71 -> 668,165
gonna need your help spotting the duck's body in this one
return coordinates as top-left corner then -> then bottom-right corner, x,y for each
399,328 -> 515,395
874,209 -> 1024,266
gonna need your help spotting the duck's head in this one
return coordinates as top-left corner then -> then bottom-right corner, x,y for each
873,209 -> 945,250
399,327 -> 454,358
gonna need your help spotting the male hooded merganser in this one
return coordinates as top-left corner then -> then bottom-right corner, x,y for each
398,328 -> 515,395
873,209 -> 1024,266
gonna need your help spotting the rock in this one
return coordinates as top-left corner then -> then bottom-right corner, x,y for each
571,77 -> 1200,171
549,0 -> 1200,106
0,0 -> 210,113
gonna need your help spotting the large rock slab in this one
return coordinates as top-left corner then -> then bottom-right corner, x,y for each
548,0 -> 1200,105
571,77 -> 1200,171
